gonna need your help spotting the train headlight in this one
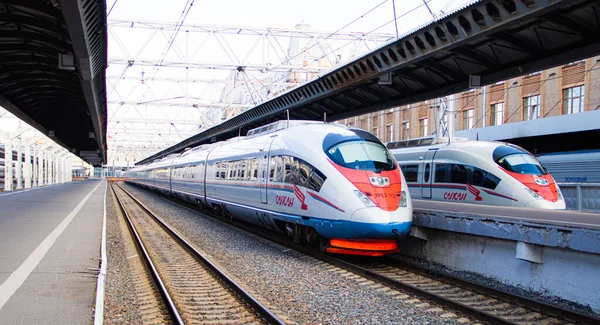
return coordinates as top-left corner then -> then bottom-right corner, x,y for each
524,187 -> 542,199
369,176 -> 390,187
556,187 -> 564,200
354,190 -> 376,207
400,191 -> 407,207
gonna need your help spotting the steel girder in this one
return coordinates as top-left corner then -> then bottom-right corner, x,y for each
0,0 -> 108,166
138,0 -> 600,165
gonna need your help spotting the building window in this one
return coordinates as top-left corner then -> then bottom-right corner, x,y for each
489,103 -> 504,126
373,127 -> 379,139
462,109 -> 474,130
402,122 -> 410,139
563,85 -> 585,114
523,95 -> 540,120
386,124 -> 393,142
419,118 -> 428,137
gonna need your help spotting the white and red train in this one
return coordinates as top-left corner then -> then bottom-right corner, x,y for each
126,121 -> 413,256
387,137 -> 565,209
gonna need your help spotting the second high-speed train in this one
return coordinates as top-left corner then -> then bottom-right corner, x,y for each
126,120 -> 413,256
387,137 -> 565,209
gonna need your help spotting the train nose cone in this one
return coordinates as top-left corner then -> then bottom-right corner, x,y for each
349,208 -> 411,238
525,199 -> 566,210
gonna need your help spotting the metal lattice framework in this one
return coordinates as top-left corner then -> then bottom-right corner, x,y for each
107,19 -> 396,163
138,0 -> 600,165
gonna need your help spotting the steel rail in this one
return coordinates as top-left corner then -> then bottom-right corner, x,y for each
110,184 -> 184,324
121,182 -> 600,324
115,183 -> 287,325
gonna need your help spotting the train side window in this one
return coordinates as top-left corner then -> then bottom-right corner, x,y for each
434,163 -> 446,182
273,156 -> 284,182
285,157 -> 300,185
283,155 -> 292,181
298,160 -> 312,186
306,169 -> 326,192
269,157 -> 276,180
473,168 -> 486,186
401,164 -> 418,182
449,164 -> 467,184
483,173 -> 501,190
424,163 -> 430,183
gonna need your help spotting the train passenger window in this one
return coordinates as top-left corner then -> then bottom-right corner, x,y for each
449,164 -> 467,184
424,163 -> 430,183
434,163 -> 446,182
269,157 -> 277,181
483,173 -> 501,190
401,164 -> 418,182
298,161 -> 312,186
306,169 -> 327,192
273,156 -> 284,182
473,168 -> 485,186
285,164 -> 300,185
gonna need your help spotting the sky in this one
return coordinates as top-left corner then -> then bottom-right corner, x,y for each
107,0 -> 473,36
2,0 -> 476,163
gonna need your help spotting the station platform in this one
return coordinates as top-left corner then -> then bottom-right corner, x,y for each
0,179 -> 105,324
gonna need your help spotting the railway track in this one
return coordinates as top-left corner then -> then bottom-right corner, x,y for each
120,183 -> 600,325
111,183 -> 286,325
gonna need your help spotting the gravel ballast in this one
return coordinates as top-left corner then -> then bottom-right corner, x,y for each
104,183 -> 475,324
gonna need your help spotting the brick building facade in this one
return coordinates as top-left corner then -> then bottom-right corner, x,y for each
337,55 -> 600,142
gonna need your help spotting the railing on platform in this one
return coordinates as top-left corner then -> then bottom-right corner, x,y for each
558,183 -> 600,212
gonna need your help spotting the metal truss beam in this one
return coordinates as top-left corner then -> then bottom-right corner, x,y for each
108,18 -> 395,163
138,0 -> 600,165
108,19 -> 396,42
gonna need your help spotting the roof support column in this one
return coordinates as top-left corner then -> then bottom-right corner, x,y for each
15,136 -> 22,190
67,158 -> 73,182
3,138 -> 13,192
39,147 -> 46,186
47,149 -> 53,186
447,94 -> 456,137
32,143 -> 38,187
24,140 -> 32,189
53,152 -> 59,184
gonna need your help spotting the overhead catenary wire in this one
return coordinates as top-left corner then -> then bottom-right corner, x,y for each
217,0 -> 435,108
139,0 -> 195,101
107,0 -> 118,16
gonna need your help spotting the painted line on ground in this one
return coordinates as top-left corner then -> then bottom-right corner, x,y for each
0,180 -> 104,311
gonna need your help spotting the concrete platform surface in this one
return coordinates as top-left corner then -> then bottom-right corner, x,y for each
0,179 -> 105,325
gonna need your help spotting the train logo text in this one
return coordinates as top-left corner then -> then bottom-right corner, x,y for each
276,195 -> 295,207
443,192 -> 467,201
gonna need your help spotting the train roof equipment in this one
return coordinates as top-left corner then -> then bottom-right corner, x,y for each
386,136 -> 468,150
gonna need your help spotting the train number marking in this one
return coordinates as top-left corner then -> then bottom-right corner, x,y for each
276,195 -> 295,207
374,192 -> 396,198
443,192 -> 467,201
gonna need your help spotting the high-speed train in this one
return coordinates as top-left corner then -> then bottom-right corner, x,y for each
126,120 -> 413,256
537,150 -> 600,183
387,137 -> 565,209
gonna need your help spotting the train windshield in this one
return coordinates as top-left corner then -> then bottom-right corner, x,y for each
493,145 -> 547,175
326,140 -> 396,172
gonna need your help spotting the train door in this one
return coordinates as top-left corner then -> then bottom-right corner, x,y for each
259,138 -> 275,204
420,149 -> 438,199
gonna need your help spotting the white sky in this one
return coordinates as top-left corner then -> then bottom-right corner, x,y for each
3,0 -> 475,164
107,0 -> 473,36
